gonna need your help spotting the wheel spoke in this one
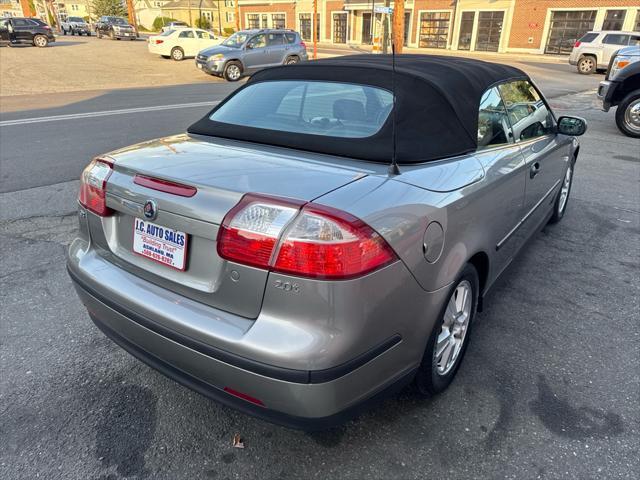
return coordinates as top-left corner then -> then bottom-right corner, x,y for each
438,339 -> 455,369
436,329 -> 451,355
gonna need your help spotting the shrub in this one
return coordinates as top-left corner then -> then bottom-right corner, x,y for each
223,27 -> 235,36
152,16 -> 179,31
195,17 -> 211,30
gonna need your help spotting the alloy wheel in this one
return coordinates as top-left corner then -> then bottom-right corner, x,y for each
623,99 -> 640,135
434,280 -> 472,376
579,58 -> 594,73
558,164 -> 572,214
227,64 -> 241,80
34,36 -> 47,47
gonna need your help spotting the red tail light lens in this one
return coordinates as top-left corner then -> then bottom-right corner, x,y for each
574,41 -> 581,47
300,41 -> 307,49
273,204 -> 396,279
217,194 -> 397,279
156,39 -> 164,44
78,157 -> 114,216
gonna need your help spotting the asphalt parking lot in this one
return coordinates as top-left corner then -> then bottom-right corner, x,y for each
1,42 -> 639,479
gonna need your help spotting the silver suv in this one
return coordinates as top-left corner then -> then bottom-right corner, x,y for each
569,31 -> 640,74
196,29 -> 308,81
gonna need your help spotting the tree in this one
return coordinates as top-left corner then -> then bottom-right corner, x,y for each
91,0 -> 127,18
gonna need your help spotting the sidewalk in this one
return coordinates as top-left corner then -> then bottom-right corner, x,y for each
314,42 -> 569,64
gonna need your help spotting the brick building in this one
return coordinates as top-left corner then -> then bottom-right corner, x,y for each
237,1 -> 640,55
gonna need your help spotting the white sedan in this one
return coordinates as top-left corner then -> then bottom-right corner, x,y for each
148,28 -> 222,61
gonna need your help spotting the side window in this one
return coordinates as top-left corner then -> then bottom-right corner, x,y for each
196,31 -> 211,39
477,87 -> 512,149
179,30 -> 195,39
629,35 -> 640,46
267,33 -> 285,46
603,34 -> 630,45
498,80 -> 555,141
13,19 -> 28,27
247,34 -> 267,49
285,33 -> 296,44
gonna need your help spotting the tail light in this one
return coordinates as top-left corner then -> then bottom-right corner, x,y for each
217,194 -> 397,280
78,157 -> 114,216
155,39 -> 164,44
300,41 -> 307,49
574,41 -> 581,48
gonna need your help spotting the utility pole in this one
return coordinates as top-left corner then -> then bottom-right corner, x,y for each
391,0 -> 404,54
312,0 -> 317,59
188,0 -> 193,26
217,0 -> 222,34
127,0 -> 137,29
382,0 -> 389,54
235,0 -> 240,32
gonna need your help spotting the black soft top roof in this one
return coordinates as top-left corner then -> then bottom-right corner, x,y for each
188,55 -> 528,163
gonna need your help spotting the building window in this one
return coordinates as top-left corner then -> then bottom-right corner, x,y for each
333,13 -> 347,44
226,12 -> 234,23
225,0 -> 234,7
247,14 -> 259,29
299,13 -> 311,41
418,12 -> 450,49
261,14 -> 268,28
635,10 -> 640,32
602,10 -> 625,31
545,10 -> 597,55
457,11 -> 474,50
475,11 -> 503,52
272,13 -> 285,30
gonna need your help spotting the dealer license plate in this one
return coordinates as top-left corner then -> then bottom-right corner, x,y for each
133,218 -> 188,271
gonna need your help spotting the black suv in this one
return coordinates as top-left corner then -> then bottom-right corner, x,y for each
95,16 -> 137,40
0,17 -> 55,47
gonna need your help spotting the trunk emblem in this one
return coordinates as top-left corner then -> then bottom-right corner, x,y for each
143,200 -> 158,220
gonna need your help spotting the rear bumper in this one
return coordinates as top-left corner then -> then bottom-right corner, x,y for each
67,227 -> 444,427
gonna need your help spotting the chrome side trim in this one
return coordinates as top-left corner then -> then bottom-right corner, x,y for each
496,179 -> 561,251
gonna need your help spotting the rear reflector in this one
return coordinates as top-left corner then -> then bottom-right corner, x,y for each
223,387 -> 265,407
78,157 -> 114,216
134,175 -> 197,197
217,193 -> 397,279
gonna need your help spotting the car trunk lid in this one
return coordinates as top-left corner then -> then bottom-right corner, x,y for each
92,134 -> 368,318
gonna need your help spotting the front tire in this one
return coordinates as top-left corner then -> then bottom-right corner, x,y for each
577,55 -> 596,75
33,35 -> 48,48
416,264 -> 479,396
223,61 -> 242,81
615,90 -> 640,138
549,160 -> 574,224
284,55 -> 299,65
171,47 -> 184,61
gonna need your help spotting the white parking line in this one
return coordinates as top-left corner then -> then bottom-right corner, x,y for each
0,101 -> 220,127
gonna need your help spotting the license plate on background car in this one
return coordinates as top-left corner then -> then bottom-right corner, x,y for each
133,218 -> 188,270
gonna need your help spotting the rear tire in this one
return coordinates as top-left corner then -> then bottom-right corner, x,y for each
171,47 -> 184,61
284,55 -> 299,65
33,35 -> 48,48
577,55 -> 596,75
415,264 -> 479,396
615,90 -> 640,138
223,61 -> 242,81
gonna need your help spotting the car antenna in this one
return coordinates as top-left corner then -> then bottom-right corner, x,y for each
388,42 -> 401,176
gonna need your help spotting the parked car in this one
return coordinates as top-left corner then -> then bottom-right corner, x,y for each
161,21 -> 189,33
569,30 -> 640,74
61,16 -> 91,36
68,56 -> 586,429
95,16 -> 137,40
0,17 -> 55,47
148,28 -> 221,61
196,29 -> 308,81
598,45 -> 640,138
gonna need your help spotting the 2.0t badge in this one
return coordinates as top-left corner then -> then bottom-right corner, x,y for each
143,200 -> 157,220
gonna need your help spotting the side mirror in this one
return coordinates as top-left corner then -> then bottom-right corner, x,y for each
245,44 -> 253,50
557,116 -> 587,136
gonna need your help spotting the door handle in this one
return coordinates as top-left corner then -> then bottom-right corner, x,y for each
530,162 -> 541,179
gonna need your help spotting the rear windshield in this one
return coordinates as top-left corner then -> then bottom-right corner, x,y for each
578,33 -> 598,43
160,29 -> 175,36
209,80 -> 394,138
68,17 -> 84,22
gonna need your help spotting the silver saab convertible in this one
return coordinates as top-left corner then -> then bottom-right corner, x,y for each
67,55 -> 586,429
